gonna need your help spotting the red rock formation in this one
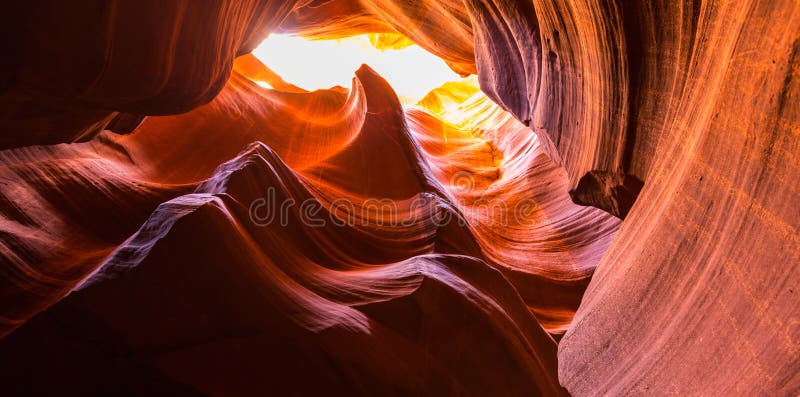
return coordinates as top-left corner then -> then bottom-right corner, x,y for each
559,2 -> 800,395
1,1 -> 799,396
0,60 -> 581,395
1,0 -> 301,149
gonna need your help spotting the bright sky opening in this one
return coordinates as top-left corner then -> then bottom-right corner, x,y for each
252,34 -> 463,104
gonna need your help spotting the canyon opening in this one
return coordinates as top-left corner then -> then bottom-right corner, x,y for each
1,2 -> 798,396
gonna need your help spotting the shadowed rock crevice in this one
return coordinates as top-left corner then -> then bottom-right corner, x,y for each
569,171 -> 644,219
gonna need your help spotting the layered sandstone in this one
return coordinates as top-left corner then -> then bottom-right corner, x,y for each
1,1 -> 798,396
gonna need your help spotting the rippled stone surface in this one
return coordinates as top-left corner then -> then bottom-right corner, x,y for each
1,1 -> 798,395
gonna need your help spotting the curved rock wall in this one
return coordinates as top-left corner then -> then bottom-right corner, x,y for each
559,2 -> 800,395
1,1 -> 798,395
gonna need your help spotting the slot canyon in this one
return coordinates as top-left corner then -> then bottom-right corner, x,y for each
1,1 -> 798,395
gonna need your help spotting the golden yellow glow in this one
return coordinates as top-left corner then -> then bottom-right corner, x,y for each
252,34 -> 463,104
416,75 -> 483,125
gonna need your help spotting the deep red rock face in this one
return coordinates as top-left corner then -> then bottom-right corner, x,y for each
1,1 -> 798,396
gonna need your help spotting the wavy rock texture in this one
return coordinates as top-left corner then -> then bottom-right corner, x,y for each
1,1 -> 799,396
0,56 -> 606,394
409,85 -> 619,335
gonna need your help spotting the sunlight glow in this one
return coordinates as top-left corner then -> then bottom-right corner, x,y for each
252,34 -> 463,104
255,80 -> 273,89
